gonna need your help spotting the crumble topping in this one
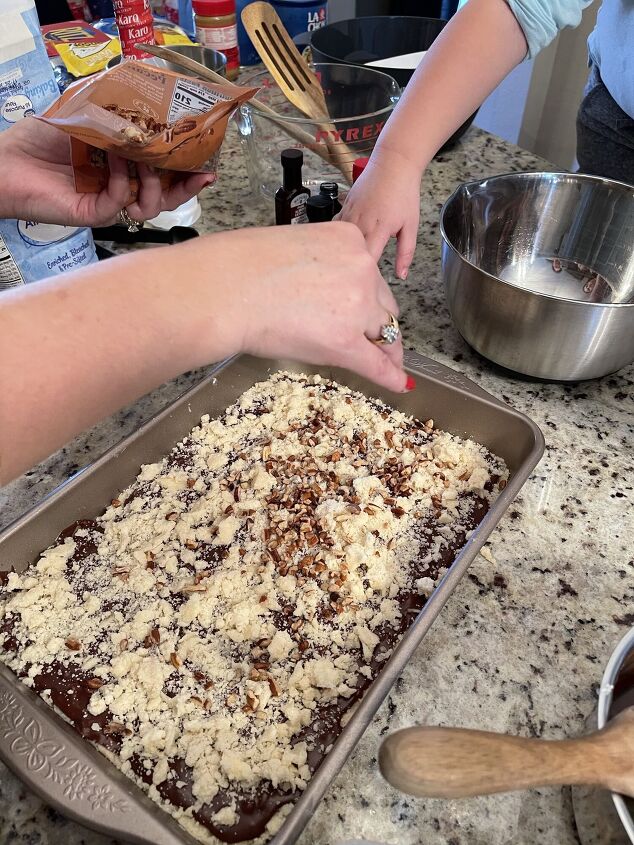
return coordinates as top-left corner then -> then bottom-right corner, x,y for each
0,372 -> 507,843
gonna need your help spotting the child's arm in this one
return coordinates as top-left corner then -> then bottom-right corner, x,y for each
340,0 -> 591,279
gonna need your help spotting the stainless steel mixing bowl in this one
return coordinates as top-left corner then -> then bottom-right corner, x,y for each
440,172 -> 634,380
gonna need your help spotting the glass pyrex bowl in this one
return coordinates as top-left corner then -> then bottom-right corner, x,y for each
234,62 -> 401,198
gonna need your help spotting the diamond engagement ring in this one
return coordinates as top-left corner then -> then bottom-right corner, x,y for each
118,207 -> 144,233
372,312 -> 400,345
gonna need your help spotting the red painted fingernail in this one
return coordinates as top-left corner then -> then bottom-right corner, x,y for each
405,375 -> 416,391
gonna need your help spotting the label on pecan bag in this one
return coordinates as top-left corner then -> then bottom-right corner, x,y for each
167,78 -> 231,123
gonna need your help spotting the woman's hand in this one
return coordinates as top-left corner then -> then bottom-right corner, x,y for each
0,117 -> 213,227
338,148 -> 422,280
216,223 -> 412,394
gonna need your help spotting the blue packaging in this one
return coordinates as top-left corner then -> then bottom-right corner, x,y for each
236,0 -> 260,65
0,3 -> 58,128
237,0 -> 327,66
0,222 -> 97,288
0,0 -> 97,288
178,0 -> 195,36
271,0 -> 327,38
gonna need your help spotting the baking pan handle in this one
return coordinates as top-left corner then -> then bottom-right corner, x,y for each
403,349 -> 507,408
0,667 -> 194,845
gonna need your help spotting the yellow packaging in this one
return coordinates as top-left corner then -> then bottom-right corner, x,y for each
55,40 -> 121,78
158,32 -> 198,46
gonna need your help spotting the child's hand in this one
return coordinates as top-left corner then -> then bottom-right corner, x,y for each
339,149 -> 422,279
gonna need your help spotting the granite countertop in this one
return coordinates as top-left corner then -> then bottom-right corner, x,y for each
1,122 -> 632,845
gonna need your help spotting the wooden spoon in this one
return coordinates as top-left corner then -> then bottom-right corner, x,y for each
137,42 -> 351,181
379,708 -> 634,799
241,1 -> 355,182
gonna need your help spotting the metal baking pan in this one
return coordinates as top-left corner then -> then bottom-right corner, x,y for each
0,351 -> 544,845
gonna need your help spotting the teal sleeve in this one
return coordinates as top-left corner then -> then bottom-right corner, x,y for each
506,0 -> 594,58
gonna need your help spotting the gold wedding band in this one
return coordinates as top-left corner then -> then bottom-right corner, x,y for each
118,207 -> 144,233
372,312 -> 400,345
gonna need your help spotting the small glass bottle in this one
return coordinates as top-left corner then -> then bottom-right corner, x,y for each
319,181 -> 341,215
192,0 -> 240,80
275,149 -> 310,225
307,194 -> 334,223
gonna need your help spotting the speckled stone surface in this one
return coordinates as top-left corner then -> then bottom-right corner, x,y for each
0,122 -> 632,845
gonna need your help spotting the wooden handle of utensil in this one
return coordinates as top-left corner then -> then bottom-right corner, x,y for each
137,43 -> 352,182
317,130 -> 354,185
378,725 -> 614,799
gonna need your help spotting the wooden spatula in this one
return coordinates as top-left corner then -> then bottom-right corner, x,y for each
379,708 -> 634,799
241,1 -> 355,182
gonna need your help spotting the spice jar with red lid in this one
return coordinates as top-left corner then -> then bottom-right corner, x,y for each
192,0 -> 240,80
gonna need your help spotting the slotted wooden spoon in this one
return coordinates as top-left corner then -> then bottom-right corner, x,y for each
241,1 -> 355,182
379,708 -> 634,799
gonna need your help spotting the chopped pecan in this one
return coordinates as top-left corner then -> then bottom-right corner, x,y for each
143,627 -> 160,648
103,721 -> 127,735
245,690 -> 259,711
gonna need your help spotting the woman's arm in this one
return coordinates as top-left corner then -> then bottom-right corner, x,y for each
340,0 -> 591,278
0,224 -> 408,484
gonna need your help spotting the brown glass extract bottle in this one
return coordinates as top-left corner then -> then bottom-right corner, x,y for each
319,181 -> 342,215
306,194 -> 335,223
275,149 -> 310,225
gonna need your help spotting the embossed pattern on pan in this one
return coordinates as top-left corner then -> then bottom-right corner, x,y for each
0,352 -> 544,845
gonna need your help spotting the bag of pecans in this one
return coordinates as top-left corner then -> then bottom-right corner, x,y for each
38,60 -> 258,199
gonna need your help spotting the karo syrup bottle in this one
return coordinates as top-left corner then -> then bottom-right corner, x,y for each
112,0 -> 155,59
